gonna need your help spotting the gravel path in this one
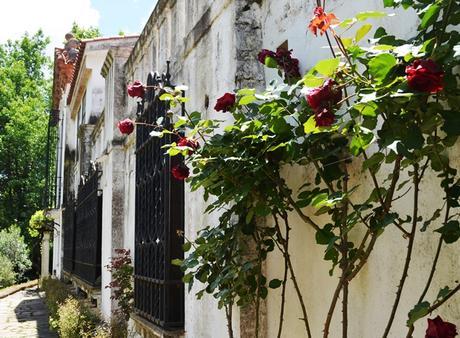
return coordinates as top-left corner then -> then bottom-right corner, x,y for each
0,287 -> 57,337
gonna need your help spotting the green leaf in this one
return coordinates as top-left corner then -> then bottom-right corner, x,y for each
311,193 -> 328,207
183,242 -> 192,252
269,279 -> 283,289
171,258 -> 183,266
174,116 -> 188,128
355,24 -> 372,42
437,286 -> 451,301
354,101 -> 378,117
436,220 -> 460,244
304,115 -> 318,134
303,75 -> 324,88
362,152 -> 385,173
383,0 -> 394,8
245,209 -> 255,224
420,4 -> 441,30
237,88 -> 256,96
239,95 -> 256,105
182,273 -> 193,283
407,301 -> 430,326
314,58 -> 340,77
355,11 -> 387,21
265,56 -> 278,68
316,225 -> 336,245
368,53 -> 396,82
350,128 -> 375,156
159,93 -> 174,101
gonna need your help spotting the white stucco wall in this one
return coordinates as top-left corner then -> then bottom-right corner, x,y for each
259,1 -> 459,337
120,1 -> 459,337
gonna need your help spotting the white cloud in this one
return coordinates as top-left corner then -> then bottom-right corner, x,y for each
0,0 -> 100,56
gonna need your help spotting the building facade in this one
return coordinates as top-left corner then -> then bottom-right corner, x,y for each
51,1 -> 460,337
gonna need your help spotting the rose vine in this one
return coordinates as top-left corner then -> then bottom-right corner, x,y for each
121,0 -> 460,337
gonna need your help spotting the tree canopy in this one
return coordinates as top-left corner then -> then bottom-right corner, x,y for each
0,30 -> 51,242
70,22 -> 101,40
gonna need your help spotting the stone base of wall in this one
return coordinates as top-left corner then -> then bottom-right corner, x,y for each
128,314 -> 184,338
62,271 -> 101,308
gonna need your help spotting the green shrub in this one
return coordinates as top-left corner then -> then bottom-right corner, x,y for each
41,278 -> 107,337
41,277 -> 71,326
57,297 -> 100,338
0,225 -> 32,281
0,255 -> 16,288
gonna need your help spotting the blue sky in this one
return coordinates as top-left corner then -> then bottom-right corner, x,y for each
92,0 -> 158,36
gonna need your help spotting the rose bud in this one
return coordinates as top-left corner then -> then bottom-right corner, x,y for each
172,164 -> 190,180
425,316 -> 457,338
127,80 -> 145,98
214,93 -> 236,112
406,59 -> 444,94
177,137 -> 199,155
257,49 -> 276,65
314,107 -> 335,127
117,118 -> 135,135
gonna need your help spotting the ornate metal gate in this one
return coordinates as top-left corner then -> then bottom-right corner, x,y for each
74,165 -> 102,286
134,66 -> 184,330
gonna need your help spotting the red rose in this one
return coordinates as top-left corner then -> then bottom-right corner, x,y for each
426,316 -> 457,338
306,79 -> 342,109
314,107 -> 335,127
127,81 -> 145,98
406,59 -> 444,93
258,49 -> 276,65
275,48 -> 301,79
177,137 -> 199,155
117,119 -> 135,135
172,164 -> 190,180
214,93 -> 236,112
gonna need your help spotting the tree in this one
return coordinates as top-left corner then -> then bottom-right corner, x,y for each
70,22 -> 101,40
0,31 -> 52,272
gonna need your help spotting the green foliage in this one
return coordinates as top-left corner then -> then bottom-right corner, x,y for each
105,249 -> 133,325
41,277 -> 72,325
0,225 -> 32,281
57,297 -> 99,338
41,278 -> 103,337
70,22 -> 101,40
0,255 -> 16,288
28,210 -> 54,237
0,31 -> 52,257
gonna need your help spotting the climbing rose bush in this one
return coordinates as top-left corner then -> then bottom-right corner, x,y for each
125,0 -> 460,337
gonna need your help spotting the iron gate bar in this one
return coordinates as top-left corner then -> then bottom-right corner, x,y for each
73,165 -> 103,286
134,64 -> 184,331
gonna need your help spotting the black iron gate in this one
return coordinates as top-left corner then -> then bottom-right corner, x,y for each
62,197 -> 75,273
74,165 -> 102,286
134,66 -> 184,330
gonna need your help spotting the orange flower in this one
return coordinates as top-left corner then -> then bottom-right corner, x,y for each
309,7 -> 338,36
